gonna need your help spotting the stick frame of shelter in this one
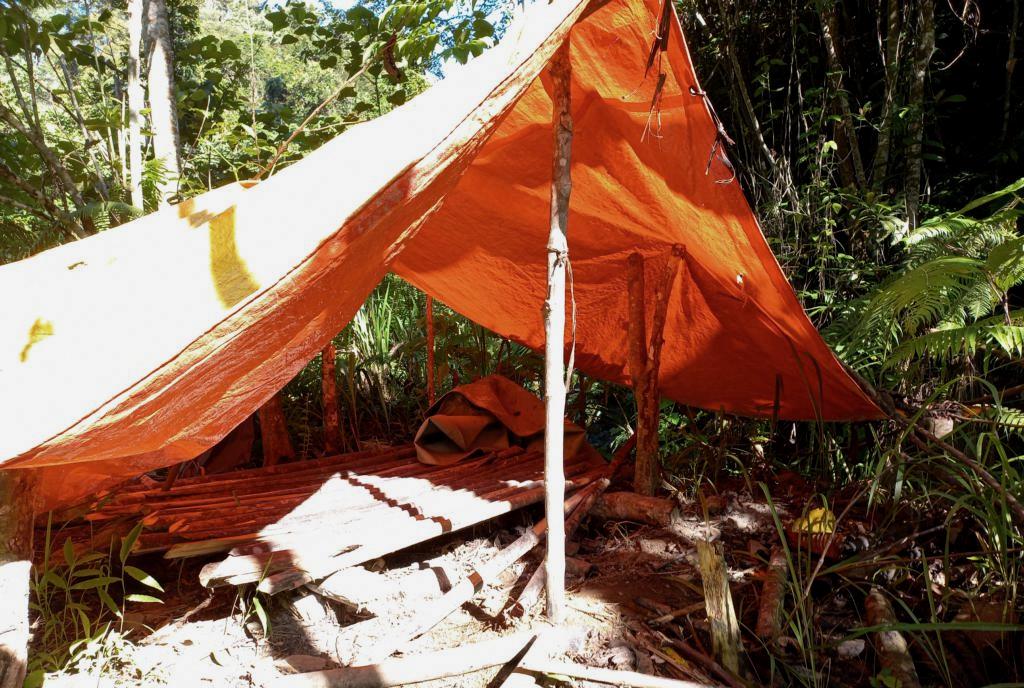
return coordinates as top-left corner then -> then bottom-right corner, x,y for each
543,41 -> 573,623
425,294 -> 436,405
0,470 -> 35,688
321,342 -> 343,455
629,248 -> 683,495
258,392 -> 295,466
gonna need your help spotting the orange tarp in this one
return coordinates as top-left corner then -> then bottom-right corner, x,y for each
0,0 -> 880,511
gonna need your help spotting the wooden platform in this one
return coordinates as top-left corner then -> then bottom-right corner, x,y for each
56,443 -> 605,594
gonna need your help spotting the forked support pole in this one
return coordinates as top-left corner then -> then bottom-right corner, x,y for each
543,41 -> 573,623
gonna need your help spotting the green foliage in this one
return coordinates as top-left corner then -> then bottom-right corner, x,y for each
827,179 -> 1024,382
29,519 -> 163,679
0,0 -> 500,257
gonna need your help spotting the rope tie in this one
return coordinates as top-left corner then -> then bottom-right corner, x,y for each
546,246 -> 577,388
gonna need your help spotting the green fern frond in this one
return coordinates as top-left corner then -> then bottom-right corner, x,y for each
72,201 -> 144,232
885,313 -> 1024,367
987,236 -> 1024,293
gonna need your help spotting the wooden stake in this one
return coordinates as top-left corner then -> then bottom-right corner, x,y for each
754,546 -> 788,645
543,41 -> 573,623
321,342 -> 343,455
626,250 -> 680,495
0,470 -> 36,688
425,294 -> 436,406
258,392 -> 295,467
626,253 -> 657,495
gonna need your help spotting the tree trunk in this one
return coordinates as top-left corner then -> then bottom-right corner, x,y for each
543,42 -> 573,624
0,470 -> 36,688
904,0 -> 935,227
321,343 -> 343,455
259,393 -> 295,466
818,1 -> 866,189
145,0 -> 181,206
872,0 -> 902,189
1001,0 -> 1020,145
127,0 -> 145,209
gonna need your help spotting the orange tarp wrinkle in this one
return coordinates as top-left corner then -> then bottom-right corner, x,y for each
0,0 -> 880,512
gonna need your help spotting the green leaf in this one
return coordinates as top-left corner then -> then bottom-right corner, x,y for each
265,10 -> 288,31
124,565 -> 164,592
97,588 -> 121,617
252,595 -> 270,634
280,33 -> 299,45
125,594 -> 162,604
70,576 -> 120,590
220,39 -> 241,60
120,522 -> 143,564
472,18 -> 493,38
63,538 -> 75,568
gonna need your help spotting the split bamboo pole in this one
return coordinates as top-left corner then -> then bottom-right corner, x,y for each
543,40 -> 573,624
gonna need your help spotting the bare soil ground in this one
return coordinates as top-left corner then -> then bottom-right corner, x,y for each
36,483 -> 881,687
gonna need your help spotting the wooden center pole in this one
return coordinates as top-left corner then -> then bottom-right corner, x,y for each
543,42 -> 573,623
0,469 -> 36,688
425,294 -> 436,406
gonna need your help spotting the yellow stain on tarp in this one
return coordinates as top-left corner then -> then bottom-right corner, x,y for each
20,318 -> 54,362
208,206 -> 260,308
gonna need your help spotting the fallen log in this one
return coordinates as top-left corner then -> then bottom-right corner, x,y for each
591,491 -> 677,527
865,587 -> 921,688
269,631 -> 539,688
